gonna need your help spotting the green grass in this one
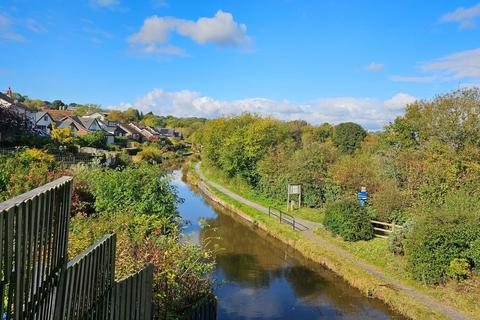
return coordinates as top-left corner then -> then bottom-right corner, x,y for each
194,161 -> 480,320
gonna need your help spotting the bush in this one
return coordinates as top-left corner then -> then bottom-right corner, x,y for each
68,211 -> 216,318
81,165 -> 182,229
446,258 -> 471,281
405,190 -> 480,284
324,200 -> 374,241
79,131 -> 107,149
133,145 -> 164,164
388,219 -> 414,256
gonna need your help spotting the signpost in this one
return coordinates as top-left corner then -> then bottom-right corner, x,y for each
287,183 -> 302,211
357,186 -> 368,206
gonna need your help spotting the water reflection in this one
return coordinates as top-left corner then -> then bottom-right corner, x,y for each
171,170 -> 404,320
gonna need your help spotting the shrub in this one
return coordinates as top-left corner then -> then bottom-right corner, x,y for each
388,219 -> 414,256
133,145 -> 164,164
324,200 -> 374,241
405,190 -> 480,284
469,238 -> 480,270
68,211 -> 216,318
446,258 -> 471,281
81,165 -> 182,229
79,131 -> 107,149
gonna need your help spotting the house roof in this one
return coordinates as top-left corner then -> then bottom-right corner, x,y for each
77,116 -> 98,130
118,123 -> 143,136
0,92 -> 29,112
45,109 -> 74,121
0,92 -> 14,104
31,111 -> 54,124
57,116 -> 90,136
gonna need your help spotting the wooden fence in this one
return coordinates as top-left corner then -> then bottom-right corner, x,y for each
181,295 -> 217,320
371,220 -> 403,239
0,176 -> 153,320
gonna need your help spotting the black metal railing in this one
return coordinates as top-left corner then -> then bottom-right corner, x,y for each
268,206 -> 308,231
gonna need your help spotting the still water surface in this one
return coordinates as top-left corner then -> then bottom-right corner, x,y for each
171,170 -> 404,320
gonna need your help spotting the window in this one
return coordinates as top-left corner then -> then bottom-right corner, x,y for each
44,115 -> 48,121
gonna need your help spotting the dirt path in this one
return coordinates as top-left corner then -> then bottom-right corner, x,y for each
195,163 -> 472,320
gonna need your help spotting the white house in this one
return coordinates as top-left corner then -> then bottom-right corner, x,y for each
28,111 -> 55,134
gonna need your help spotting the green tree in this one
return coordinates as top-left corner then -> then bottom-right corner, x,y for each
333,122 -> 367,154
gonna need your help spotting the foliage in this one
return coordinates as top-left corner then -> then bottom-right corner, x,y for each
73,104 -> 102,116
79,131 -> 107,149
404,190 -> 480,284
0,149 -> 59,201
80,165 -> 181,226
332,122 -> 367,154
0,106 -> 33,143
107,108 -> 141,123
51,125 -> 78,147
133,145 -> 164,164
446,258 -> 471,281
388,219 -> 414,256
68,211 -> 216,318
324,200 -> 374,241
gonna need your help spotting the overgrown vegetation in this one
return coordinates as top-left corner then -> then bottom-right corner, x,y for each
0,150 -> 216,319
193,88 -> 480,287
324,200 -> 374,241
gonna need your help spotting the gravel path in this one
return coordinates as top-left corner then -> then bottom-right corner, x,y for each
195,162 -> 473,320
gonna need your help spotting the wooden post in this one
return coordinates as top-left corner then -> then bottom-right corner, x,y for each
287,184 -> 290,211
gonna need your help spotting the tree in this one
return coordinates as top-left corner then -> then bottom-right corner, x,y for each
0,106 -> 33,143
51,125 -> 78,147
73,104 -> 102,116
28,99 -> 48,110
51,100 -> 66,110
79,131 -> 106,149
333,122 -> 366,154
385,88 -> 480,151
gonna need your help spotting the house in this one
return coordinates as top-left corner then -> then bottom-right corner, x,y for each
76,116 -> 103,132
129,123 -> 158,140
0,92 -> 32,121
117,123 -> 143,141
56,116 -> 90,136
28,111 -> 55,134
156,127 -> 182,140
97,120 -> 128,144
83,112 -> 109,121
55,115 -> 114,144
44,109 -> 74,121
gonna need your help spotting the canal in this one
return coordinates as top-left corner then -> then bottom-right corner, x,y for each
171,170 -> 404,320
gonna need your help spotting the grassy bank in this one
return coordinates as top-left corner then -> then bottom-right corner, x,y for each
187,161 -> 479,320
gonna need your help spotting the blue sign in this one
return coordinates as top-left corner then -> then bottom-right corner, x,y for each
357,191 -> 368,206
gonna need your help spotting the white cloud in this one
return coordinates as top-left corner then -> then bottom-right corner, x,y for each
391,48 -> 480,82
390,75 -> 436,83
91,0 -> 119,7
0,13 -> 25,42
25,18 -> 46,33
129,10 -> 252,54
363,62 -> 384,72
440,3 -> 480,29
111,89 -> 417,130
421,48 -> 480,79
383,93 -> 417,110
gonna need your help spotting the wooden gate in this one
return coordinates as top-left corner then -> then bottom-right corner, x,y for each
0,176 -> 153,320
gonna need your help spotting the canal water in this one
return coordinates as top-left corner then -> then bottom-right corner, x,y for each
171,170 -> 404,320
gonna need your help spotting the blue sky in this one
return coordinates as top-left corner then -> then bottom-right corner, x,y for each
1,0 -> 480,129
